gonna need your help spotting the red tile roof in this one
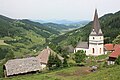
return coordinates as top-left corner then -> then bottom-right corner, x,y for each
114,44 -> 120,50
104,44 -> 114,51
109,44 -> 120,58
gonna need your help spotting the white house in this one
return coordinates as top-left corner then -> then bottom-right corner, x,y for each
74,9 -> 104,56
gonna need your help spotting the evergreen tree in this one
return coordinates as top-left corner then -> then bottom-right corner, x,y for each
63,58 -> 68,67
54,55 -> 62,68
47,53 -> 55,70
74,50 -> 86,64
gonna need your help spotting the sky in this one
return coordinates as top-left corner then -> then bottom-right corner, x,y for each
0,0 -> 120,21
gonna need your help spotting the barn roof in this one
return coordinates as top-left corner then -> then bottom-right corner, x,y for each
36,47 -> 64,64
5,57 -> 41,76
76,42 -> 88,49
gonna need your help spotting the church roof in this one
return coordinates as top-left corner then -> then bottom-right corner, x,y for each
76,42 -> 88,49
90,9 -> 103,36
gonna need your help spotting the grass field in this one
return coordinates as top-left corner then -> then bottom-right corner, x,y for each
2,65 -> 120,80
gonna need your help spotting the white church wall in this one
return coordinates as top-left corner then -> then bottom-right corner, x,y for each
88,36 -> 104,56
74,48 -> 89,55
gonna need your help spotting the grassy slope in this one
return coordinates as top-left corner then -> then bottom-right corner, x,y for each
2,65 -> 120,80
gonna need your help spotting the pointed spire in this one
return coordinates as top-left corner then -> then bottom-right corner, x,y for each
90,9 -> 103,36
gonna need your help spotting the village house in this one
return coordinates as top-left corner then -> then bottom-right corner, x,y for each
107,44 -> 120,65
36,47 -> 64,69
104,44 -> 114,54
4,47 -> 63,77
74,9 -> 104,56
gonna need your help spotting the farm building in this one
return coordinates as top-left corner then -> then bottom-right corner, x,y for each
4,57 -> 42,77
36,47 -> 64,69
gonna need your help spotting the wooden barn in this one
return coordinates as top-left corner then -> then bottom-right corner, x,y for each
4,57 -> 42,77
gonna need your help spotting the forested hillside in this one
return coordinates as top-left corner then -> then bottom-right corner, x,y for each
0,15 -> 61,60
51,10 -> 120,48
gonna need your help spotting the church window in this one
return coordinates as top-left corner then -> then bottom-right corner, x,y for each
93,37 -> 95,39
100,37 -> 101,39
100,48 -> 101,54
92,48 -> 95,54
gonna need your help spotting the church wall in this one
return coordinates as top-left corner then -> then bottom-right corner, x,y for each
74,48 -> 89,55
88,36 -> 104,56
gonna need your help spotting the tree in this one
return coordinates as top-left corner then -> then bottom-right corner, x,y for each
47,53 -> 55,70
5,49 -> 14,61
54,55 -> 62,68
63,58 -> 68,67
113,34 -> 120,44
115,56 -> 120,65
74,50 -> 86,64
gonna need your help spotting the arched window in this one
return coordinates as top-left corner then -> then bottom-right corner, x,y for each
93,37 -> 95,39
100,48 -> 101,54
92,48 -> 95,54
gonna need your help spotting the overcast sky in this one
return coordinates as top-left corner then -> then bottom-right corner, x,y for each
0,0 -> 120,20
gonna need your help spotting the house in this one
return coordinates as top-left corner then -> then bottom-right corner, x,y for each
74,9 -> 104,56
4,47 -> 63,77
104,44 -> 114,54
4,57 -> 42,77
107,44 -> 120,65
36,47 -> 64,69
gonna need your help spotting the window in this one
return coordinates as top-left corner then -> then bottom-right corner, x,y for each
92,48 -> 95,54
93,37 -> 95,39
100,37 -> 101,39
100,48 -> 101,54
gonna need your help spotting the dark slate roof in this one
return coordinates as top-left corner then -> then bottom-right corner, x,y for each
90,9 -> 103,36
76,42 -> 89,49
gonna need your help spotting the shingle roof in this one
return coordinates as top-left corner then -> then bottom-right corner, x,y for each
76,42 -> 88,49
36,47 -> 64,64
90,9 -> 103,36
104,44 -> 114,51
5,57 -> 41,76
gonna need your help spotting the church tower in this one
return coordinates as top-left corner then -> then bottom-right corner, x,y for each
88,9 -> 104,56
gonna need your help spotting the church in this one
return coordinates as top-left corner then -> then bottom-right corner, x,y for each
74,9 -> 104,56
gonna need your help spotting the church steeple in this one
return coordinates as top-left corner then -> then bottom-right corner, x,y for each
90,9 -> 103,36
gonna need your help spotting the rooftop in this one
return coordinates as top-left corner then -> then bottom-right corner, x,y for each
76,42 -> 88,49
5,57 -> 41,76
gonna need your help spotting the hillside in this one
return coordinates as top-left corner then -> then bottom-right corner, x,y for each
2,65 -> 120,80
51,10 -> 120,47
0,15 -> 61,59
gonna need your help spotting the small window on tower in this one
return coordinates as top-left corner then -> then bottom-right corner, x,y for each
100,48 -> 101,54
93,37 -> 95,39
92,48 -> 95,54
100,37 -> 101,39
